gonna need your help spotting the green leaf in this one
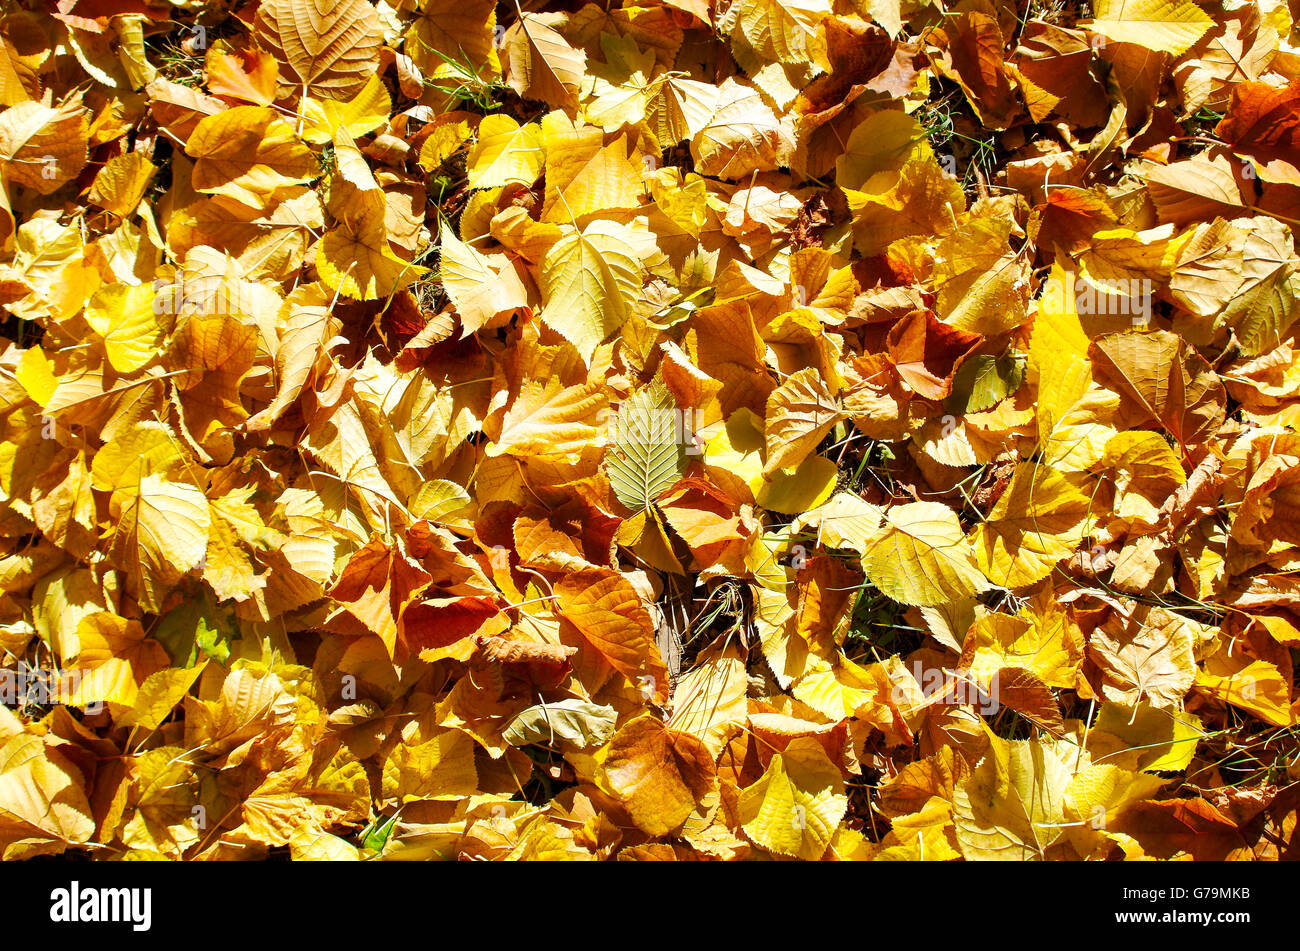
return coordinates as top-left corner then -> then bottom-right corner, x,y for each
946,350 -> 1026,415
605,383 -> 686,512
155,590 -> 239,667
360,812 -> 398,853
502,699 -> 618,749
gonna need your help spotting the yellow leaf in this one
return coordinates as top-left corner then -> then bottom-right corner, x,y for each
186,105 -> 319,205
962,610 -> 1084,689
316,192 -> 429,300
584,34 -> 657,130
83,283 -> 163,374
1196,646 -> 1293,727
15,346 -> 57,406
971,462 -> 1092,589
1086,701 -> 1203,772
597,716 -> 716,836
109,474 -> 211,613
665,648 -> 748,754
541,121 -> 642,223
737,743 -> 847,860
792,492 -> 884,553
64,612 -> 169,708
501,13 -> 585,108
952,735 -> 1072,860
862,501 -> 991,606
409,479 -> 472,523
438,222 -> 530,334
756,453 -> 838,514
1099,430 -> 1185,529
115,665 -> 206,732
382,724 -> 478,804
290,828 -> 361,861
1085,0 -> 1214,55
90,421 -> 186,494
465,114 -> 544,188
762,367 -> 845,476
204,42 -> 279,106
1090,329 -> 1226,453
487,377 -> 607,460
1030,264 -> 1093,445
301,74 -> 390,145
538,223 -> 643,362
1063,764 -> 1165,858
205,486 -> 280,602
119,746 -> 204,858
238,746 -> 368,846
88,151 -> 156,216
0,97 -> 87,195
731,0 -> 832,65
835,109 -> 934,192
1090,604 -> 1198,709
418,114 -> 476,172
691,77 -> 793,179
0,734 -> 94,860
253,0 -> 383,101
648,75 -> 720,148
328,535 -> 432,658
555,568 -> 669,703
404,0 -> 499,78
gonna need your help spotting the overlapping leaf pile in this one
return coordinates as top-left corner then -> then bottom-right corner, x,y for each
0,0 -> 1297,861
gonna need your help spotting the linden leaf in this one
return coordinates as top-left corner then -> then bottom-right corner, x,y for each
762,367 -> 845,477
952,736 -> 1072,860
465,114 -> 544,188
691,78 -> 792,179
83,283 -> 163,374
1030,264 -> 1093,445
253,0 -> 383,101
971,463 -> 1092,589
1089,604 -> 1198,709
488,377 -> 607,460
438,222 -> 530,334
186,105 -> 319,205
88,151 -> 157,216
317,213 -> 430,301
729,0 -> 832,66
597,715 -> 716,836
0,734 -> 94,860
503,699 -> 618,749
0,97 -> 88,194
1090,329 -> 1226,453
501,13 -> 586,109
555,568 -> 669,703
64,612 -> 170,709
204,43 -> 279,106
301,74 -> 390,144
404,0 -> 499,78
862,501 -> 991,606
737,743 -> 847,860
538,223 -> 642,363
109,475 -> 211,614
